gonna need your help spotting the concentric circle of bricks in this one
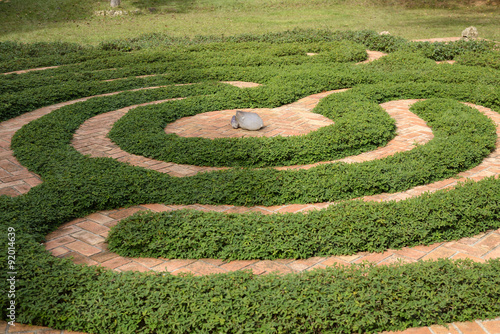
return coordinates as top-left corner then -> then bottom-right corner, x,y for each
4,102 -> 500,334
1,75 -> 499,275
72,92 -> 433,176
46,100 -> 500,276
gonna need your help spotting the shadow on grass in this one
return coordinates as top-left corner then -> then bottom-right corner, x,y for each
0,0 -> 197,37
0,0 -> 95,23
0,0 -> 97,37
0,0 -> 196,22
131,0 -> 195,13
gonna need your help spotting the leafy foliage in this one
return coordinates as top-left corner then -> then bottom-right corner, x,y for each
109,84 -> 395,168
0,30 -> 499,333
3,240 -> 500,334
455,50 -> 500,70
108,177 -> 500,260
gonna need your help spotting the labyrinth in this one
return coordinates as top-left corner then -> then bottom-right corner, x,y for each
1,30 -> 500,333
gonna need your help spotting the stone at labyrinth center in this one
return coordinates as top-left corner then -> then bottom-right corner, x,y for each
77,94 -> 430,175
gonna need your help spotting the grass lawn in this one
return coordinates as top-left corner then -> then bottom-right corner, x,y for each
0,0 -> 499,44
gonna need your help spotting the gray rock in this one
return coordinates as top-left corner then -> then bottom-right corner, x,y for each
462,26 -> 478,40
230,116 -> 239,129
231,111 -> 264,131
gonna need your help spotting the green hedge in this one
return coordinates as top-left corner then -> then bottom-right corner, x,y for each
98,28 -> 408,52
1,32 -> 497,122
1,30 -> 499,333
0,40 -> 369,122
4,240 -> 499,334
108,177 -> 500,260
0,41 -> 120,72
399,39 -> 497,61
109,86 -> 395,168
11,88 -> 496,206
455,50 -> 500,70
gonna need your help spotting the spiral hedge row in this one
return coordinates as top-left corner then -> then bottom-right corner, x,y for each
1,29 -> 500,333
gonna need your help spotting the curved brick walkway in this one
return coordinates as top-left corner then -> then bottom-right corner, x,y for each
0,87 -> 175,196
0,50 -> 387,77
1,65 -> 61,75
45,101 -> 500,276
1,46 -> 460,195
0,82 -> 258,195
46,203 -> 500,275
0,47 -> 451,193
73,94 -> 433,176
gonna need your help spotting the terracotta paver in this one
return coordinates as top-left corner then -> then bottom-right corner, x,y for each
454,321 -> 488,333
73,97 -> 433,176
482,319 -> 500,333
4,41 -> 500,333
46,200 -> 500,277
429,324 -> 461,334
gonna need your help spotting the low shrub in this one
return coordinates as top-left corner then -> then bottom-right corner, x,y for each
108,177 -> 500,260
2,239 -> 499,334
400,40 -> 496,61
455,50 -> 500,70
11,89 -> 497,207
1,30 -> 499,333
109,85 -> 395,167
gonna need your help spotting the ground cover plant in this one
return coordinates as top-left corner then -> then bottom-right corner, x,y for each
1,30 -> 500,333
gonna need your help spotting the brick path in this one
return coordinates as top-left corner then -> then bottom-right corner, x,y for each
3,44 -> 500,333
1,65 -> 61,75
0,83 -> 239,195
72,94 -> 434,175
46,202 -> 500,275
0,87 -> 170,196
0,45 -> 465,194
46,99 -> 500,275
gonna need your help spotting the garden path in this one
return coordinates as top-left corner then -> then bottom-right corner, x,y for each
2,39 -> 500,333
1,46 -> 455,195
72,92 -> 433,176
45,99 -> 500,275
